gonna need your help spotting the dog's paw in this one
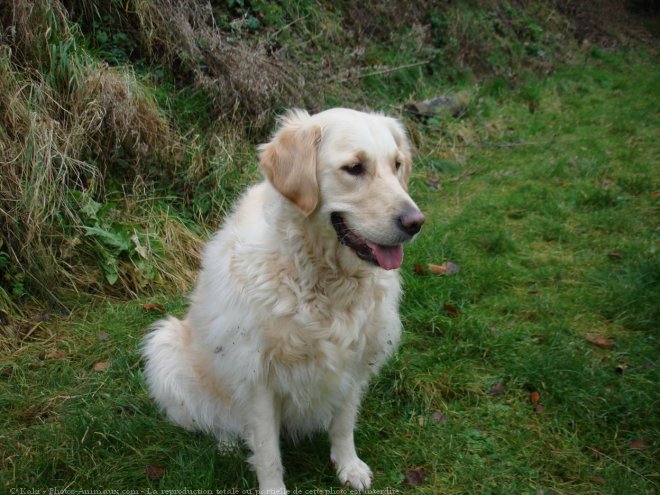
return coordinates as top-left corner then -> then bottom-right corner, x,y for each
335,457 -> 373,491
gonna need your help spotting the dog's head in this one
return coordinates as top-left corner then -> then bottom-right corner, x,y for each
259,108 -> 424,270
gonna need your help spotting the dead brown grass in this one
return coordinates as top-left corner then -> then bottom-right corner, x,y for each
131,0 -> 310,132
0,0 -> 201,311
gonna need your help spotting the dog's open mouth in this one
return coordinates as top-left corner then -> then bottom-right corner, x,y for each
331,212 -> 403,270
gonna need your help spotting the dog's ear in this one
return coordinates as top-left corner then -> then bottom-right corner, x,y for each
386,117 -> 413,190
259,110 -> 321,216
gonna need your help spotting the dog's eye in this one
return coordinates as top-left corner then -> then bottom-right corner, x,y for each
395,160 -> 402,172
342,163 -> 365,176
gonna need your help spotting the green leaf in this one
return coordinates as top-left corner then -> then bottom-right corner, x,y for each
80,198 -> 102,222
83,225 -> 132,253
96,30 -> 109,44
102,256 -> 119,285
131,233 -> 149,259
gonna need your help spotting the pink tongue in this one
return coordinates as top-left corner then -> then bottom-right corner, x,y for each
366,242 -> 404,270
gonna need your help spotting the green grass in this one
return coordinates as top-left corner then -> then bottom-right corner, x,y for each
1,52 -> 658,494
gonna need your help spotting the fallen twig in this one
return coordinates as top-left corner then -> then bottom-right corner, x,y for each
590,446 -> 656,486
331,60 -> 432,83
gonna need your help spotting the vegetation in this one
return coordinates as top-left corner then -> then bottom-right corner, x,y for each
0,0 -> 658,493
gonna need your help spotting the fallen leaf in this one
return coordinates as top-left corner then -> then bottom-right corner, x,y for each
585,334 -> 614,349
651,191 -> 660,200
93,361 -> 109,372
629,439 -> 648,450
608,252 -> 622,260
428,263 -> 446,274
432,411 -> 448,424
590,476 -> 606,485
426,177 -> 442,190
145,465 -> 166,481
45,349 -> 68,360
443,303 -> 460,318
417,416 -> 426,427
428,262 -> 460,276
404,467 -> 427,486
143,303 -> 166,312
98,332 -> 110,341
489,382 -> 505,396
413,264 -> 427,275
530,391 -> 541,404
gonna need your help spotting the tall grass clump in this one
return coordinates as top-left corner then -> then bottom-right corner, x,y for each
68,0 -> 320,133
0,0 -> 208,320
2,0 -> 321,326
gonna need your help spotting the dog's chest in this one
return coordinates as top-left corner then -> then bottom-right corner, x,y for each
265,287 -> 396,429
228,244 -> 401,396
261,269 -> 397,373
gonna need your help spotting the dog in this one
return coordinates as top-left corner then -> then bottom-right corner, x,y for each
142,108 -> 424,492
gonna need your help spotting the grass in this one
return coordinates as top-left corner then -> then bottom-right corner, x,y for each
1,44 -> 659,495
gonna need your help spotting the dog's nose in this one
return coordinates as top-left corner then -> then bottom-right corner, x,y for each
397,209 -> 425,236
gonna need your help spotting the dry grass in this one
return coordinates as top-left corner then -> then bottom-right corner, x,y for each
0,0 -> 199,311
0,0 -> 317,314
129,0 -> 312,132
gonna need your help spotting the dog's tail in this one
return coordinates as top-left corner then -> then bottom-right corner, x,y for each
141,316 -> 201,431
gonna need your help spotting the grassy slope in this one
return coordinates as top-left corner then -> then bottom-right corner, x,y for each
1,52 -> 658,493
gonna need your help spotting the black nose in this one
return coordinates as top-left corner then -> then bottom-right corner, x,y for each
397,209 -> 425,236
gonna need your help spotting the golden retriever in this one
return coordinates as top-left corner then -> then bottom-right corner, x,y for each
142,108 -> 424,492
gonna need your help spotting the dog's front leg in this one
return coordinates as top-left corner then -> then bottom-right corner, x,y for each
245,384 -> 286,494
329,387 -> 373,491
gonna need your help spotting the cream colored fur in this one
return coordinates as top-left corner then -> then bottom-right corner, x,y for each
142,108 -> 422,492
